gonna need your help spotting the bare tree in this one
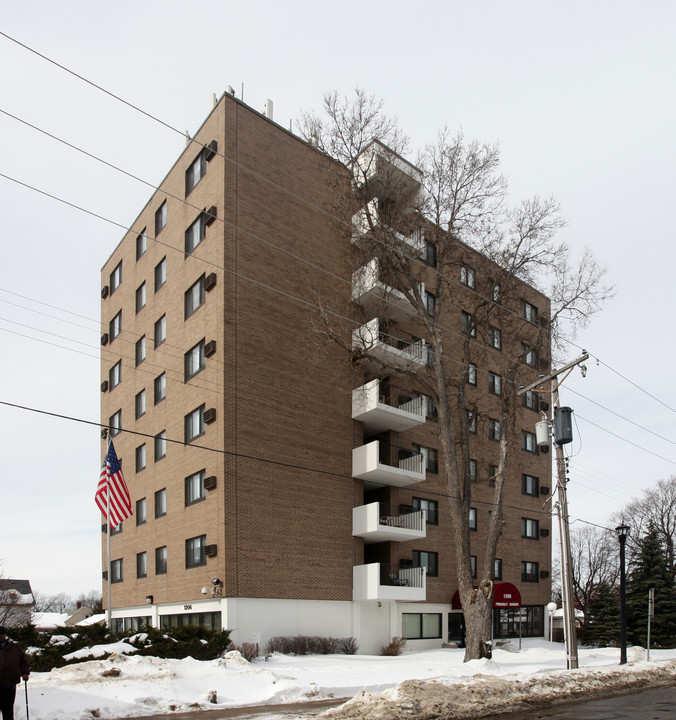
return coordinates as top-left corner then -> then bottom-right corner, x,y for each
300,90 -> 613,661
612,475 -> 676,580
74,590 -> 103,613
34,591 -> 72,614
569,525 -> 619,622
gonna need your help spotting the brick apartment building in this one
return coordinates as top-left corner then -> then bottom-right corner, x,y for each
99,91 -> 552,653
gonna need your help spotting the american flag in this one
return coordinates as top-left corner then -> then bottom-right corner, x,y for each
95,441 -> 132,528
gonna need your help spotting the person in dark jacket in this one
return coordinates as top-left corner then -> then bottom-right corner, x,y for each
0,626 -> 30,720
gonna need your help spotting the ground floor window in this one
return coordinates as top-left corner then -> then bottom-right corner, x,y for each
402,612 -> 442,640
159,611 -> 222,630
493,605 -> 544,638
111,616 -> 151,633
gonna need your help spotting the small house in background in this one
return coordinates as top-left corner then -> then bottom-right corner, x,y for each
0,579 -> 35,627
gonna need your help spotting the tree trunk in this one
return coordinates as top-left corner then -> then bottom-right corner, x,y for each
462,583 -> 494,660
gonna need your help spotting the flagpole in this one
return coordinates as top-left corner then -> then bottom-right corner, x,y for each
105,432 -> 112,630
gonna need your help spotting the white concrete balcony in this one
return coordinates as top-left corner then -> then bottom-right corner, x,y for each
352,502 -> 426,544
352,318 -> 426,372
352,140 -> 422,202
353,562 -> 426,602
351,200 -> 425,254
352,379 -> 427,434
352,259 -> 419,322
352,440 -> 425,487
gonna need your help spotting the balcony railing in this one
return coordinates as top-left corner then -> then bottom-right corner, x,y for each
353,562 -> 426,601
352,502 -> 426,544
351,259 -> 417,322
352,379 -> 427,433
351,200 -> 425,253
352,440 -> 425,487
352,318 -> 426,371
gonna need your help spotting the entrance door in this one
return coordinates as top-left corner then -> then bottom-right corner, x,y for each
448,612 -> 465,646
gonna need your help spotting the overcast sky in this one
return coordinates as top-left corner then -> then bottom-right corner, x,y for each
1,1 -> 675,597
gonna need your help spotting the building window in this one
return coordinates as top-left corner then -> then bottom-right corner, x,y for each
467,409 -> 477,433
185,275 -> 205,319
135,444 -> 146,473
185,405 -> 205,443
469,507 -> 477,530
154,372 -> 166,404
412,497 -> 438,525
185,469 -> 206,506
522,344 -> 538,367
135,336 -> 146,366
413,445 -> 438,474
466,363 -> 477,385
136,552 -> 147,579
110,262 -> 122,293
488,326 -> 501,350
488,464 -> 499,487
135,389 -> 146,419
523,389 -> 539,411
522,517 -> 540,539
419,241 -> 436,268
402,613 -> 442,640
469,459 -> 477,482
186,535 -> 207,568
185,339 -> 206,380
521,300 -> 539,324
136,229 -> 147,261
492,283 -> 501,303
185,150 -> 206,196
425,291 -> 436,317
426,345 -> 435,367
462,311 -> 476,338
489,372 -> 502,395
494,558 -> 503,580
412,550 -> 438,577
111,558 -> 123,583
155,488 -> 167,518
109,361 -> 122,390
154,315 -> 167,348
135,282 -> 146,314
522,561 -> 539,582
461,265 -> 475,289
522,431 -> 538,454
489,418 -> 501,441
155,200 -> 167,235
109,311 -> 122,341
522,474 -> 539,497
109,410 -> 121,437
470,556 -> 477,578
110,522 -> 122,536
155,257 -> 167,292
155,546 -> 167,575
155,431 -> 167,461
185,215 -> 206,255
136,498 -> 146,526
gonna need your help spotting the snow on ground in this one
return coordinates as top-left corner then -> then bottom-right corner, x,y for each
15,640 -> 676,720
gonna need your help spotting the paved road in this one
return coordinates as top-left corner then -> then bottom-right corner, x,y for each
486,685 -> 676,720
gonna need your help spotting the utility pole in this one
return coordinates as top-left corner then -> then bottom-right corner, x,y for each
520,352 -> 588,670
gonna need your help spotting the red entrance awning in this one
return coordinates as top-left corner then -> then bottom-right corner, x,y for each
451,582 -> 522,610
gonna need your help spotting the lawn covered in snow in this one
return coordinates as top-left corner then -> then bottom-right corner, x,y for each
17,640 -> 676,720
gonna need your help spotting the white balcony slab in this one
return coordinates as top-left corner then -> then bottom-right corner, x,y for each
352,440 -> 425,487
352,379 -> 426,434
352,502 -> 426,544
353,563 -> 426,602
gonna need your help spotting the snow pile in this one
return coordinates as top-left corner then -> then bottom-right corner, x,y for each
15,641 -> 676,720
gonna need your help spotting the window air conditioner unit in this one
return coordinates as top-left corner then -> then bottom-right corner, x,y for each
101,285 -> 110,299
204,476 -> 217,491
203,206 -> 217,226
101,524 -> 107,533
205,544 -> 218,558
204,273 -> 217,292
539,401 -> 550,411
540,486 -> 550,495
540,570 -> 550,579
205,140 -> 218,161
101,380 -> 109,393
203,408 -> 217,424
540,528 -> 550,537
539,315 -> 549,328
102,571 -> 108,580
539,358 -> 550,370
204,340 -> 216,357
101,333 -> 109,346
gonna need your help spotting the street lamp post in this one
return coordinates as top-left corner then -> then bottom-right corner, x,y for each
615,523 -> 630,665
